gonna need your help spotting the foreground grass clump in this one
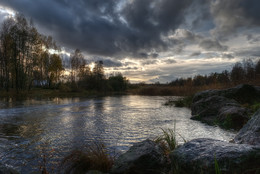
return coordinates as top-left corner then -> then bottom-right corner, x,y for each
155,128 -> 178,155
155,123 -> 186,156
60,142 -> 115,173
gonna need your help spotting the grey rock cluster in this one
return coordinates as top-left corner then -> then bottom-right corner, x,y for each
171,99 -> 260,173
191,84 -> 260,130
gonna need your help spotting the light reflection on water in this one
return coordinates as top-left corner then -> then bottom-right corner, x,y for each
0,96 -> 236,173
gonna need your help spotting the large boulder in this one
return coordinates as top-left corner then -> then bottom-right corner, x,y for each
223,84 -> 260,104
191,96 -> 239,123
191,95 -> 251,129
192,84 -> 260,104
111,139 -> 167,174
170,138 -> 260,174
217,106 -> 250,130
190,84 -> 260,129
234,108 -> 260,145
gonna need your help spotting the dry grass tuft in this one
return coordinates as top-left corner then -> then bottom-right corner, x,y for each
60,142 -> 115,174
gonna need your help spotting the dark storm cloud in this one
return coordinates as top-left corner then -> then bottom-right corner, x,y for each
211,0 -> 260,38
0,0 -> 192,57
186,0 -> 214,31
240,0 -> 260,25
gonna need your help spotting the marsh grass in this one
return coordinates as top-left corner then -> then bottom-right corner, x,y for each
60,142 -> 115,174
130,83 -> 229,96
155,128 -> 178,154
155,122 -> 186,156
214,156 -> 221,174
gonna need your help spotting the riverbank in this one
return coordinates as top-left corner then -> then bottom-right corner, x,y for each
0,84 -> 233,102
1,81 -> 259,100
0,88 -> 128,100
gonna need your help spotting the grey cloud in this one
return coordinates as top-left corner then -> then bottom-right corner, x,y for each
123,61 -> 137,66
201,52 -> 220,59
103,59 -> 123,67
138,53 -> 148,59
184,0 -> 214,31
163,59 -> 177,64
141,59 -> 158,66
114,66 -> 139,70
246,34 -> 260,44
199,39 -> 228,51
236,47 -> 260,57
151,53 -> 159,58
221,53 -> 234,59
190,51 -> 201,57
247,34 -> 253,41
125,67 -> 139,70
169,29 -> 229,53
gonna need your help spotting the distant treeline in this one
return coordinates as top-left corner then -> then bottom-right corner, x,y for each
64,50 -> 128,92
169,59 -> 260,87
0,14 -> 128,93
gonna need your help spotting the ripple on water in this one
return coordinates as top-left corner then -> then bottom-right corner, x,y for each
0,96 -> 236,173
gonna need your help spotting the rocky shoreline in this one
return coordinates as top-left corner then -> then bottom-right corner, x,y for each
191,84 -> 260,130
109,85 -> 260,174
110,108 -> 260,174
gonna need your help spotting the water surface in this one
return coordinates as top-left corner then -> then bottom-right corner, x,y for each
0,96 -> 236,173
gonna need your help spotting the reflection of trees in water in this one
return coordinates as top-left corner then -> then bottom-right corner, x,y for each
0,124 -> 20,137
0,117 -> 43,140
93,98 -> 106,137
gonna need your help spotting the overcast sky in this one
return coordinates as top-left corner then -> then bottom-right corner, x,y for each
0,0 -> 260,83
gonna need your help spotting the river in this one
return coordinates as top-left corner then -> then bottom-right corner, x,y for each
0,95 -> 236,173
